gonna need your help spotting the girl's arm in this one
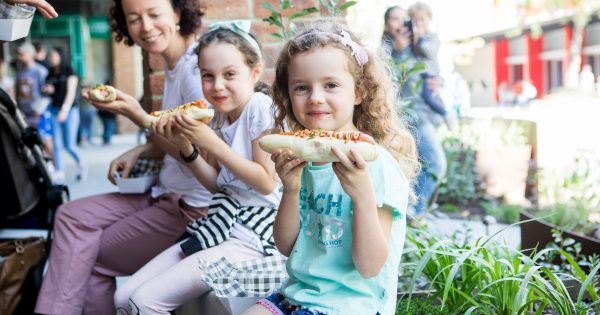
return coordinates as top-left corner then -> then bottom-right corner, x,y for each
332,148 -> 392,278
151,115 -> 220,192
175,113 -> 278,195
180,143 -> 220,193
271,150 -> 305,256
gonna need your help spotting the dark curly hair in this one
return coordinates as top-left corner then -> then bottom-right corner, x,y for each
110,0 -> 204,46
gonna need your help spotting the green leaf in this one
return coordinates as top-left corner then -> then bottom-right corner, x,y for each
281,0 -> 291,10
338,1 -> 357,11
289,7 -> 319,20
261,2 -> 279,15
269,32 -> 284,40
262,14 -> 283,28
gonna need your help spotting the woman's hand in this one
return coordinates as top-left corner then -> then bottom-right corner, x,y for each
172,112 -> 219,151
271,149 -> 305,193
42,84 -> 54,95
331,147 -> 372,199
56,108 -> 68,123
107,146 -> 143,185
82,88 -> 145,124
6,0 -> 58,18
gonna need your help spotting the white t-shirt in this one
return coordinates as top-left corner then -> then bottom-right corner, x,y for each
211,92 -> 281,208
151,43 -> 212,208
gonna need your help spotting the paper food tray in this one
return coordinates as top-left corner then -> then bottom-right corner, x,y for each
0,16 -> 34,41
115,176 -> 156,194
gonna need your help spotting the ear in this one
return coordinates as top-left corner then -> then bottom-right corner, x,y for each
174,8 -> 181,25
251,62 -> 263,82
354,83 -> 364,106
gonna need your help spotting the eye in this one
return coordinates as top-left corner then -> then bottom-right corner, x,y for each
325,82 -> 339,89
224,71 -> 237,78
293,85 -> 309,93
201,73 -> 214,80
127,17 -> 140,24
150,13 -> 161,19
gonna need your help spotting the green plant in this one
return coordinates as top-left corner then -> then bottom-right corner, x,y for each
261,0 -> 357,40
318,0 -> 357,16
401,222 -> 600,314
261,1 -> 318,40
483,202 -> 522,224
435,125 -> 486,207
396,297 -> 443,315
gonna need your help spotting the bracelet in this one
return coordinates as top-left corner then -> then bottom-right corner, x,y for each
179,144 -> 199,163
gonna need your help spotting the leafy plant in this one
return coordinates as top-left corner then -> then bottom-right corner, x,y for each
260,0 -> 357,40
435,124 -> 486,207
318,0 -> 357,16
261,1 -> 318,40
401,222 -> 600,314
483,202 -> 522,224
396,297 -> 443,314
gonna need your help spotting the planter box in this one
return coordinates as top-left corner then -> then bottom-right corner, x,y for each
476,145 -> 532,204
520,211 -> 600,257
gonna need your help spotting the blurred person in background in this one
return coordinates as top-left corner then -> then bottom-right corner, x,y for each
44,46 -> 85,182
33,41 -> 52,70
16,42 -> 48,126
382,5 -> 447,217
0,59 -> 15,100
78,93 -> 97,147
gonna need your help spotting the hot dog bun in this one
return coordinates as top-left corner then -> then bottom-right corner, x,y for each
143,99 -> 214,127
259,130 -> 378,162
89,84 -> 116,102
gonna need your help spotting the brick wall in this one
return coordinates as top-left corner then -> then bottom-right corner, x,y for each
112,41 -> 143,132
142,0 -> 325,112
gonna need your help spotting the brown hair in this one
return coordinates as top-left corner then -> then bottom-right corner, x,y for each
110,0 -> 204,46
272,21 -> 419,181
196,28 -> 269,95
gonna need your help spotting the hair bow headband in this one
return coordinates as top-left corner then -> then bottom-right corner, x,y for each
207,20 -> 262,59
294,30 -> 369,69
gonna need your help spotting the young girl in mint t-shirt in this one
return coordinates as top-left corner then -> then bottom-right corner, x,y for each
243,22 -> 419,315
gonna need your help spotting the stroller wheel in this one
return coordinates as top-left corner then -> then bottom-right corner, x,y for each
46,185 -> 69,210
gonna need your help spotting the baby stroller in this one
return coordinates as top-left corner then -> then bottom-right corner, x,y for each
0,87 -> 68,314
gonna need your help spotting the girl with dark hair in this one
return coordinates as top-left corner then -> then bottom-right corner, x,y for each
45,46 -> 85,182
35,0 -> 209,314
113,20 -> 283,315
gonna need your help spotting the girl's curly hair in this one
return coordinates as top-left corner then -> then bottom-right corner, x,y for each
272,21 -> 419,182
110,0 -> 204,46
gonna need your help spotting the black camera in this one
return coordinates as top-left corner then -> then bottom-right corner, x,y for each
403,19 -> 413,33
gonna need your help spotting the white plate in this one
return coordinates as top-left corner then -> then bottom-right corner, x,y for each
115,176 -> 156,194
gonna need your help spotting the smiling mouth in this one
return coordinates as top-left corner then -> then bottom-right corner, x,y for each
307,112 -> 329,117
142,33 -> 161,42
213,96 -> 228,102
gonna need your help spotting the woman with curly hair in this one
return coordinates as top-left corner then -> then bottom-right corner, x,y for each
35,0 -> 210,314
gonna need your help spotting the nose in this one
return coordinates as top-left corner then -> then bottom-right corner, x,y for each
308,86 -> 325,105
213,76 -> 225,91
141,16 -> 153,32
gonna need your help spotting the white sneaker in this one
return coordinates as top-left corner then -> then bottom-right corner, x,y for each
76,165 -> 87,182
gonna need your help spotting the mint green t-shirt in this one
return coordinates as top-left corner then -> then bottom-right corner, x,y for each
280,146 -> 409,315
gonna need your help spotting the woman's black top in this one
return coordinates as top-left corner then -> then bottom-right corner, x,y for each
46,66 -> 79,109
